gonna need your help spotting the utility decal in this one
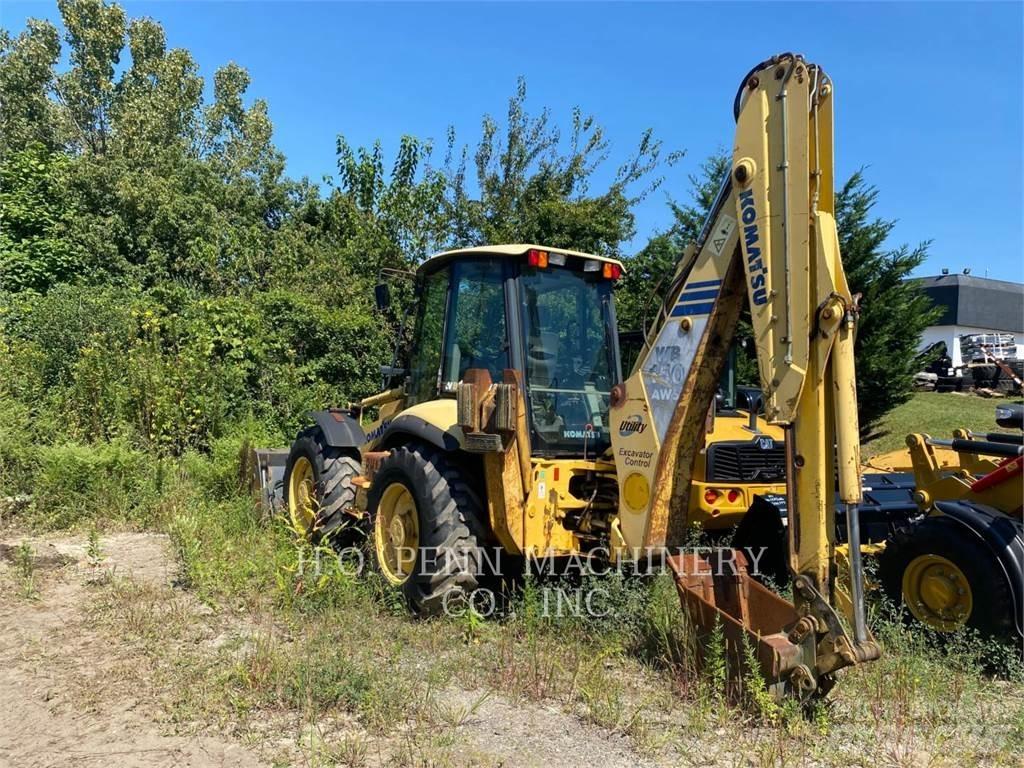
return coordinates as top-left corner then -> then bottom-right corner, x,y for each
738,189 -> 768,306
618,415 -> 647,437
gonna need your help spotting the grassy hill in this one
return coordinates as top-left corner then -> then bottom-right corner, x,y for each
863,391 -> 1010,457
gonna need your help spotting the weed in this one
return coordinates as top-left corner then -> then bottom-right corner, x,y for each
517,568 -> 544,635
15,413 -> 1022,766
461,598 -> 485,644
740,632 -> 781,723
1008,703 -> 1024,751
358,670 -> 416,735
323,734 -> 368,767
634,573 -> 697,673
86,524 -> 104,568
278,537 -> 363,614
704,616 -> 728,703
30,440 -> 159,530
431,690 -> 490,728
14,540 -> 36,598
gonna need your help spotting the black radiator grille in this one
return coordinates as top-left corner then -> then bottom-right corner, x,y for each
706,440 -> 786,483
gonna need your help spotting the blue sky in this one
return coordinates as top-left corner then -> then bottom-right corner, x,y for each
4,2 -> 1023,281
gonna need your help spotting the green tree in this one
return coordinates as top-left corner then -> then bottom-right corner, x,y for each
0,21 -> 61,155
615,231 -> 676,338
55,0 -> 126,155
835,171 -> 938,433
331,134 -> 448,271
0,0 -> 679,456
444,79 -> 679,255
1,0 -> 294,292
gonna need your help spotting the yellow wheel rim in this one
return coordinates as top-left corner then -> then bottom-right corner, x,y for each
902,553 -> 973,632
288,456 -> 317,536
375,483 -> 419,586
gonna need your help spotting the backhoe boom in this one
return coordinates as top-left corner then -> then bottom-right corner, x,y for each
610,54 -> 879,698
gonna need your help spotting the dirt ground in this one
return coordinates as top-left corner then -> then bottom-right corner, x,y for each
0,532 -> 655,768
0,532 -> 267,768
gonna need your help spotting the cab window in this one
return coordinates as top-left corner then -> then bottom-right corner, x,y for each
408,267 -> 449,403
441,259 -> 509,388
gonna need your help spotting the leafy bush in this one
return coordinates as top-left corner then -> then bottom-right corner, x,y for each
0,393 -> 37,495
0,145 -> 84,293
30,439 -> 159,529
0,279 -> 391,454
179,426 -> 269,501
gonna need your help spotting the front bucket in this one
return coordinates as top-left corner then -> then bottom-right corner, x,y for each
240,442 -> 288,516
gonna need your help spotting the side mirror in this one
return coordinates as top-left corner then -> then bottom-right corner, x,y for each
374,283 -> 391,313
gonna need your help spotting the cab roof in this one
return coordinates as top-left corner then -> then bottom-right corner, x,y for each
417,244 -> 625,277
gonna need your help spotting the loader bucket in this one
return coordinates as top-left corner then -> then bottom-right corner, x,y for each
669,549 -> 842,701
240,441 -> 288,516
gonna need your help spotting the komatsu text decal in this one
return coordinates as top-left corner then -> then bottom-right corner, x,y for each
738,189 -> 768,306
366,419 -> 392,442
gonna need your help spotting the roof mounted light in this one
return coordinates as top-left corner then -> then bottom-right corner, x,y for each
527,249 -> 548,268
547,252 -> 567,266
583,260 -> 601,272
602,262 -> 622,280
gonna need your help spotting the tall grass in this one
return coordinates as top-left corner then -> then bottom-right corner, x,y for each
6,425 -> 1022,765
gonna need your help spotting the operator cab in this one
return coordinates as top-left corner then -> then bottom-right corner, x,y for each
405,245 -> 624,458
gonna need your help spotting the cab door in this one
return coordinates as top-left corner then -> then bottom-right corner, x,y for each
438,259 -> 511,391
407,266 -> 451,405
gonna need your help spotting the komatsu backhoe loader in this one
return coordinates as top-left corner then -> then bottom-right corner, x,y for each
278,53 -> 880,699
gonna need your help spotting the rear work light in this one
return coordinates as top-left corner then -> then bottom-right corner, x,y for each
527,249 -> 549,268
602,262 -> 622,280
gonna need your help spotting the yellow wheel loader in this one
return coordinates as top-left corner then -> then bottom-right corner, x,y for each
868,403 -> 1024,641
274,54 -> 882,699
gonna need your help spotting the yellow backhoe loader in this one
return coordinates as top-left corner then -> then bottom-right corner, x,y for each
275,53 -> 881,699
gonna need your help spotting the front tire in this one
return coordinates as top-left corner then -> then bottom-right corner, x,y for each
880,516 -> 1015,638
284,426 -> 363,547
368,444 -> 485,617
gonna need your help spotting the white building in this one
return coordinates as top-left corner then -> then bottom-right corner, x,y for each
915,274 -> 1024,368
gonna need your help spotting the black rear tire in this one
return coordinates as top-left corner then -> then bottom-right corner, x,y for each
368,444 -> 486,617
880,516 -> 1015,639
971,365 -> 999,389
284,426 -> 363,547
